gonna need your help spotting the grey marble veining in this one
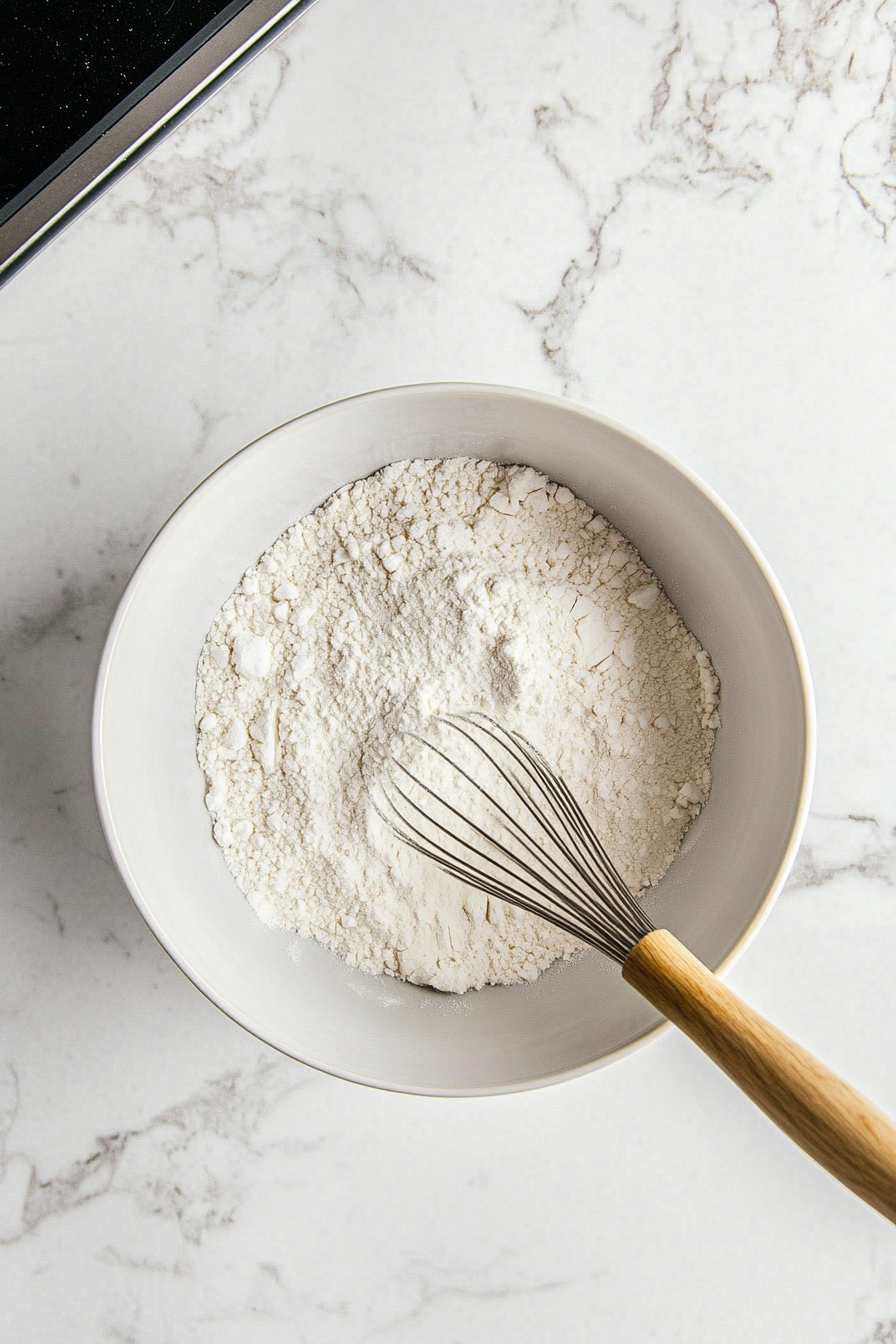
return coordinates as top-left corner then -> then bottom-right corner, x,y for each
2,0 -> 896,1338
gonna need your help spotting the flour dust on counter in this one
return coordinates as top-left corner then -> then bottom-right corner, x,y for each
195,458 -> 719,993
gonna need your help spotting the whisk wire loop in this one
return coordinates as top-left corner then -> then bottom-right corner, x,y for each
398,728 -> 613,923
437,719 -> 645,951
442,714 -> 653,948
388,816 -> 609,951
460,717 -> 642,916
375,711 -> 655,963
437,719 -> 616,902
386,760 -> 616,950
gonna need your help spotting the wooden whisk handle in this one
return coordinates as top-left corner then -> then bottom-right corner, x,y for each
622,929 -> 896,1223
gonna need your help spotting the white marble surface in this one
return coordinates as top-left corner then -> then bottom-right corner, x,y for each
2,0 -> 896,1336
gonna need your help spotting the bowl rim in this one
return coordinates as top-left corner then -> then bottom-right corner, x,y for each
92,381 -> 817,1096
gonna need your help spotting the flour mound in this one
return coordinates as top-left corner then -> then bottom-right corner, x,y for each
195,458 -> 719,993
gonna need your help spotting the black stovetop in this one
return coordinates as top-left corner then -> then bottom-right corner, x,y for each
0,0 -> 254,224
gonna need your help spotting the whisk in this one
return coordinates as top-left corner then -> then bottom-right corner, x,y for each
378,712 -> 896,1223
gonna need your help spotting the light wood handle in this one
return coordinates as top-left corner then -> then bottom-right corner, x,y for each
622,929 -> 896,1223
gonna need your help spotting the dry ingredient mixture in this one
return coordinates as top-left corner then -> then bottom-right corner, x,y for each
195,458 -> 720,993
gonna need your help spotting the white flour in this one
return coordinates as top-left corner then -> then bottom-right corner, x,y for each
195,458 -> 720,993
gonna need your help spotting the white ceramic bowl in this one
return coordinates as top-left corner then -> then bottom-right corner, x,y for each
93,383 -> 815,1095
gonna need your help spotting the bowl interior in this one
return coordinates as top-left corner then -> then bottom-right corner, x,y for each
94,385 -> 812,1094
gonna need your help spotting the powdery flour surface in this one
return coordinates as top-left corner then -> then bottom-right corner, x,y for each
195,458 -> 720,993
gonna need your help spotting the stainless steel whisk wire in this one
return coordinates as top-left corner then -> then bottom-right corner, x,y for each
377,712 -> 654,963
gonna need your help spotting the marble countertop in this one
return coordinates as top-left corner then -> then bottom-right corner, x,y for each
2,0 -> 896,1337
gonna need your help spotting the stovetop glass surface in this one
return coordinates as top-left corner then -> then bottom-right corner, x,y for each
0,0 -> 253,221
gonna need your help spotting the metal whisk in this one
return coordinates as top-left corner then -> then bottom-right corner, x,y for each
377,712 -> 896,1225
